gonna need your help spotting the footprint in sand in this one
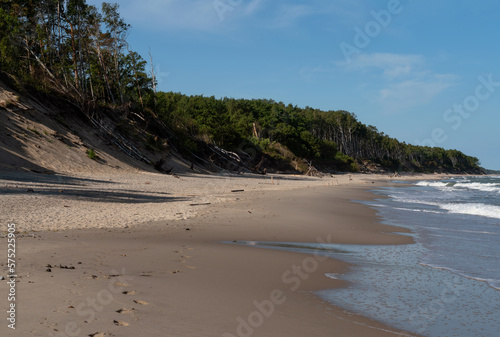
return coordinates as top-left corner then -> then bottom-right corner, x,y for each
116,308 -> 135,314
122,290 -> 136,295
89,332 -> 110,337
113,320 -> 129,326
133,300 -> 149,305
115,281 -> 130,287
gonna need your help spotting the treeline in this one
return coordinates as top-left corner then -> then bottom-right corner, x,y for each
0,1 -> 483,174
145,93 -> 483,173
0,0 -> 150,106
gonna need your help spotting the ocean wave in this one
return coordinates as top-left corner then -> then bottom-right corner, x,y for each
419,263 -> 500,291
440,203 -> 500,220
393,207 -> 444,215
389,195 -> 439,206
415,180 -> 500,193
415,181 -> 450,188
390,196 -> 500,220
420,226 -> 498,235
453,182 -> 500,193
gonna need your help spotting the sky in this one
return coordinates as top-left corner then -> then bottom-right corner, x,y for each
87,0 -> 500,170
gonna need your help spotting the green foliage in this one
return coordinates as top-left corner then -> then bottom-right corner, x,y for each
0,0 -> 152,104
86,148 -> 97,160
0,1 -> 482,175
0,8 -> 21,74
149,93 -> 481,173
27,127 -> 41,136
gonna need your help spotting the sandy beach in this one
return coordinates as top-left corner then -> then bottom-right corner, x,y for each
0,171 -> 435,337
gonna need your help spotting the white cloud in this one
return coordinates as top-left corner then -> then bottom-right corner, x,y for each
271,1 -> 366,29
122,0 -> 218,30
272,4 -> 317,28
342,53 -> 425,79
377,74 -> 458,113
245,0 -> 266,16
337,53 -> 459,114
85,0 -> 361,33
87,0 -> 268,32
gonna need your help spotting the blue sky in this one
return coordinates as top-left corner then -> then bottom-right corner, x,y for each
87,0 -> 500,169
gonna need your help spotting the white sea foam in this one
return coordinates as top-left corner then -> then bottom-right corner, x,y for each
439,203 -> 500,220
419,263 -> 500,291
389,195 -> 438,207
389,194 -> 500,220
415,181 -> 449,188
453,182 -> 500,193
420,226 -> 497,235
416,180 -> 500,193
393,207 -> 444,215
325,273 -> 341,280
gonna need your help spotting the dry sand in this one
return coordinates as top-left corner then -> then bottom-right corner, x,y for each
0,170 -> 439,232
0,170 -> 441,337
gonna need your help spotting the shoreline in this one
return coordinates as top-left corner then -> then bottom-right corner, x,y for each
0,175 -> 462,337
0,171 -> 443,336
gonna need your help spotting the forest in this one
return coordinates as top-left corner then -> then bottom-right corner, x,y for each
0,0 -> 484,174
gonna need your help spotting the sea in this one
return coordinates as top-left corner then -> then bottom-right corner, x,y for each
235,176 -> 500,337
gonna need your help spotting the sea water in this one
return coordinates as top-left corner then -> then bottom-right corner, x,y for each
234,176 -> 500,336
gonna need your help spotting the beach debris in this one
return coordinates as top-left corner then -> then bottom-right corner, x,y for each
231,189 -> 244,193
59,265 -> 75,269
47,264 -> 75,270
122,290 -> 136,295
189,203 -> 211,206
0,276 -> 5,280
185,228 -> 191,231
133,300 -> 149,305
116,308 -> 135,314
46,269 -> 52,272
